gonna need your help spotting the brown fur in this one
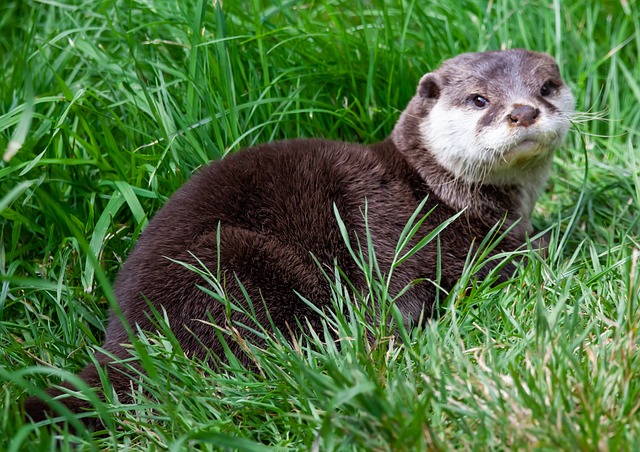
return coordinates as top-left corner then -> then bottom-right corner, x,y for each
24,49 -> 573,424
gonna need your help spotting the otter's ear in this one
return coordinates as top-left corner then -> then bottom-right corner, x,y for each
418,73 -> 441,100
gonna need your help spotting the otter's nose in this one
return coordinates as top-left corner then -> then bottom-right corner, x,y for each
507,105 -> 540,127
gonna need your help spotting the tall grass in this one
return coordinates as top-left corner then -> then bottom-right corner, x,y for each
1,0 -> 639,449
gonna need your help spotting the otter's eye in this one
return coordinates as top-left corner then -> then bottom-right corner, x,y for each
540,81 -> 553,96
472,95 -> 489,109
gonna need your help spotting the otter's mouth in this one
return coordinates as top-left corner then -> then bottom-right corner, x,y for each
508,136 -> 549,153
514,139 -> 539,148
500,138 -> 551,165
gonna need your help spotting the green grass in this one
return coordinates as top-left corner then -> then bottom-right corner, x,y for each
1,0 -> 639,449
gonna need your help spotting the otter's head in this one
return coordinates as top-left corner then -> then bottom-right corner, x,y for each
392,49 -> 575,213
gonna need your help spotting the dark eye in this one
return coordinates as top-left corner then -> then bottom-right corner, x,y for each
472,95 -> 489,109
540,81 -> 553,96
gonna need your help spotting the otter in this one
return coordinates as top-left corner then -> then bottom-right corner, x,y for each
24,49 -> 575,423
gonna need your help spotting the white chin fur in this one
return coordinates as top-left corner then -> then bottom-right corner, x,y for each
420,101 -> 571,186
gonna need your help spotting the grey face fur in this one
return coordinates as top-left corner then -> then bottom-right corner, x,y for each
392,49 -> 575,216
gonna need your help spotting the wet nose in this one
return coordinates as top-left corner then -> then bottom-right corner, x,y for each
507,105 -> 540,127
